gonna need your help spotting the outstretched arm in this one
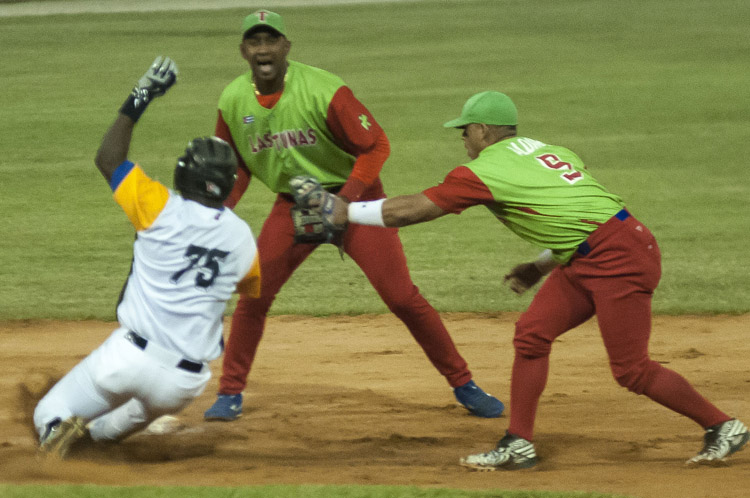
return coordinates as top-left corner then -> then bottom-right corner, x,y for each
330,193 -> 447,228
335,166 -> 493,228
94,56 -> 179,182
383,193 -> 448,227
378,193 -> 447,227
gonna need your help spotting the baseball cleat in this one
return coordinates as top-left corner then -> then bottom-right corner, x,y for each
39,416 -> 88,459
460,433 -> 538,471
686,418 -> 749,467
204,393 -> 243,421
454,380 -> 505,418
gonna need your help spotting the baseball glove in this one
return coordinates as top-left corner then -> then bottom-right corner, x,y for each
289,176 -> 346,246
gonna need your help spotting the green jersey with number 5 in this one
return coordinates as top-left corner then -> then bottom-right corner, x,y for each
466,137 -> 624,263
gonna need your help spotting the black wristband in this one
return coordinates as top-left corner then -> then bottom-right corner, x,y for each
119,89 -> 150,123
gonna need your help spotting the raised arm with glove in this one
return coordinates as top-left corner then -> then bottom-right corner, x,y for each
95,56 -> 178,181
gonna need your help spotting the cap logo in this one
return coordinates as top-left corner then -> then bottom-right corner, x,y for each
257,10 -> 268,21
359,114 -> 371,130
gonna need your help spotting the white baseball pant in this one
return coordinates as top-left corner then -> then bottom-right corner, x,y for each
34,326 -> 211,442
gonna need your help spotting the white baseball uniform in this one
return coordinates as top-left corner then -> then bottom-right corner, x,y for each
34,160 -> 260,441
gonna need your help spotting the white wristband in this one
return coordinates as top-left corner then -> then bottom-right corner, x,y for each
348,199 -> 386,227
533,249 -> 558,275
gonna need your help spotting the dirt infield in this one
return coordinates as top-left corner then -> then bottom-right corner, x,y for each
2,314 -> 748,497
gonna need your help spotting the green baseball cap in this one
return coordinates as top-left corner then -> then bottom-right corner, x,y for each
443,91 -> 518,128
242,9 -> 287,38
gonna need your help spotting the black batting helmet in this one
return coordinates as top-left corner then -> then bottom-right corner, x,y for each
174,137 -> 238,203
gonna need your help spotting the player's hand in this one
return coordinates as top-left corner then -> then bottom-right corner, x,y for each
503,262 -> 543,295
330,195 -> 349,227
131,56 -> 179,105
289,176 -> 347,230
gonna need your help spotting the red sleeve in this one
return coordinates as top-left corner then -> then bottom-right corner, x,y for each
422,166 -> 495,214
215,110 -> 251,209
326,86 -> 390,202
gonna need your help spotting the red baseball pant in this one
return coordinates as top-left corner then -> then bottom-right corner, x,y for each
508,211 -> 729,441
218,193 -> 472,394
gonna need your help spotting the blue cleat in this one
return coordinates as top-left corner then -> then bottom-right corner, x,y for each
454,380 -> 505,418
204,393 -> 243,421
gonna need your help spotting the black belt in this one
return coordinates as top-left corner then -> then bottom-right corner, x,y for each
126,331 -> 203,373
576,209 -> 630,256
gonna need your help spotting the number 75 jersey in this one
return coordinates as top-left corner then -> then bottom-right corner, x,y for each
110,161 -> 260,363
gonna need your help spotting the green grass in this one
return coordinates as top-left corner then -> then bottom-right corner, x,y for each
1,0 -> 749,321
0,2 -> 712,498
0,484 -> 634,498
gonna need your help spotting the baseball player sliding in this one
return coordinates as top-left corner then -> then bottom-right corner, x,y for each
34,57 -> 261,458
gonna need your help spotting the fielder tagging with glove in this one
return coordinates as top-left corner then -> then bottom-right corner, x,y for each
310,90 -> 750,471
289,176 -> 347,246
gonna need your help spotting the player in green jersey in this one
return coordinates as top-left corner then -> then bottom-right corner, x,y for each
322,91 -> 748,470
203,10 -> 505,422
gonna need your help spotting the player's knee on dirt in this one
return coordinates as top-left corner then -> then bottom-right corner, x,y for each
610,358 -> 660,394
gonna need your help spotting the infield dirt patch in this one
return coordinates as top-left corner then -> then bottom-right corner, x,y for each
2,314 -> 748,497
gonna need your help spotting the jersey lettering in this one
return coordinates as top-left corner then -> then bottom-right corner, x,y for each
535,153 -> 583,184
507,138 -> 546,156
248,128 -> 317,153
171,245 -> 230,288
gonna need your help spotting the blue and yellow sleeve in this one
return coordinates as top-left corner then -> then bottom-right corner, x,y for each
111,160 -> 170,231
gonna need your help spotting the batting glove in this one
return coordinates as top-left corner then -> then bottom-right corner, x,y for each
120,56 -> 179,122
